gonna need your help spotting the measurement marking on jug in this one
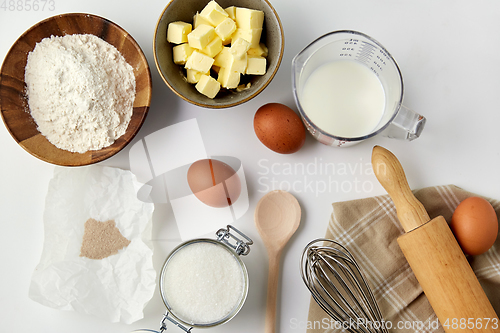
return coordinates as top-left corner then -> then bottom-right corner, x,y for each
344,39 -> 359,45
369,67 -> 380,77
357,52 -> 373,61
372,61 -> 384,72
360,42 -> 375,49
358,44 -> 375,60
376,55 -> 387,66
359,48 -> 375,55
358,49 -> 374,55
356,51 -> 373,63
355,57 -> 370,66
378,49 -> 390,60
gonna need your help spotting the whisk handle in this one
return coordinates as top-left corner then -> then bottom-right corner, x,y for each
371,146 -> 429,232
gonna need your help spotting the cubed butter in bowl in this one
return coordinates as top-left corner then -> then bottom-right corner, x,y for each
154,0 -> 284,108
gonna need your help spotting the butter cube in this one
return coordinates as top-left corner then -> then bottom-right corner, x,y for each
187,24 -> 215,50
196,74 -> 221,99
173,43 -> 194,65
201,36 -> 223,58
230,38 -> 250,58
246,55 -> 266,75
167,21 -> 192,44
213,47 -> 232,67
218,67 -> 240,89
194,12 -> 213,28
227,52 -> 247,73
185,50 -> 215,74
200,0 -> 229,27
225,6 -> 237,20
216,51 -> 247,73
248,43 -> 268,57
235,7 -> 264,29
215,18 -> 237,45
186,68 -> 207,84
231,28 -> 262,48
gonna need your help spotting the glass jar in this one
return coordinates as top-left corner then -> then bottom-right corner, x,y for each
135,225 -> 252,332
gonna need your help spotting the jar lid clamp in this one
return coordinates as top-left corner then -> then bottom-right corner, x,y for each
216,225 -> 253,256
160,312 -> 192,332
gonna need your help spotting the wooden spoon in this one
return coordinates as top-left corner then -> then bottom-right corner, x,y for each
254,190 -> 301,333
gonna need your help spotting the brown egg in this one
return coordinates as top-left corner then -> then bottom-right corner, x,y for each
187,159 -> 241,208
450,196 -> 498,255
254,103 -> 306,154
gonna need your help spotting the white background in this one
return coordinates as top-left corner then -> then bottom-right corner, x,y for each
1,0 -> 500,332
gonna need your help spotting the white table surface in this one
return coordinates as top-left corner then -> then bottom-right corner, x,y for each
1,0 -> 499,332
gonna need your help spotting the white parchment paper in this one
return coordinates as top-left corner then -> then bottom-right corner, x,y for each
29,166 -> 155,324
128,119 -> 250,241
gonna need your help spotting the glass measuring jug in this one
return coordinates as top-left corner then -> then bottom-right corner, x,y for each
292,30 -> 426,147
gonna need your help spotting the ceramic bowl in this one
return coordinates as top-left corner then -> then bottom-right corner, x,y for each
154,0 -> 284,108
0,13 -> 152,166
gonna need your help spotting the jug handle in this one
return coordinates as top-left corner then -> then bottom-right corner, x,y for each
382,105 -> 426,141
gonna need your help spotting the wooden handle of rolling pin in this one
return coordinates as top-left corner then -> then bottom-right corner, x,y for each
371,146 -> 499,333
372,145 -> 429,232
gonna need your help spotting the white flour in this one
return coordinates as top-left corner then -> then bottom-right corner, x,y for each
25,34 -> 136,153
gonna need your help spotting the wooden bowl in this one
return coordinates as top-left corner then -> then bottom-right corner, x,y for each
153,0 -> 284,108
0,13 -> 152,166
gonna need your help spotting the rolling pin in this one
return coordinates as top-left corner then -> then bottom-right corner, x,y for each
371,146 -> 499,333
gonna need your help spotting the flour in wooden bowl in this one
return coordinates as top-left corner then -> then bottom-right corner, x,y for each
24,34 -> 136,153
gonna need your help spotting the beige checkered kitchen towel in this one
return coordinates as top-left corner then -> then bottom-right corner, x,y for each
306,185 -> 500,333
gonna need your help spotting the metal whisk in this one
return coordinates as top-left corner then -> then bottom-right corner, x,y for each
301,239 -> 388,333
